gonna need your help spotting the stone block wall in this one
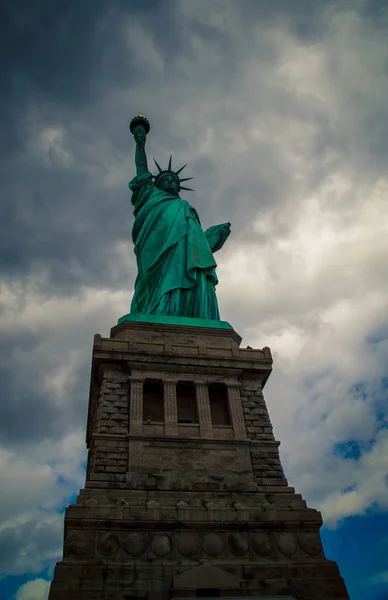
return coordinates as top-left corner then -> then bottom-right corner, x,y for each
52,487 -> 348,600
90,437 -> 128,478
239,378 -> 287,484
240,380 -> 275,442
250,445 -> 286,482
95,372 -> 129,436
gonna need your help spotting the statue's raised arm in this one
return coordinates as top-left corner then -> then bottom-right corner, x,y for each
129,115 -> 150,178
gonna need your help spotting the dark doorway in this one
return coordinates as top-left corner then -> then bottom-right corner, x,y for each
209,382 -> 231,425
177,381 -> 198,423
195,589 -> 221,597
143,379 -> 164,422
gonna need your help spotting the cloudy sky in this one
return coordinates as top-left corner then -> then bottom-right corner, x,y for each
1,0 -> 388,599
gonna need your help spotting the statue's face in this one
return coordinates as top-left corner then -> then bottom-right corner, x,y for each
157,174 -> 179,196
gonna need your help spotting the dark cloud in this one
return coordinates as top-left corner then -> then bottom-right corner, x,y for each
2,0 -> 386,296
0,109 -> 136,293
0,362 -> 87,448
1,0 -> 146,101
0,319 -> 91,447
0,371 -> 59,446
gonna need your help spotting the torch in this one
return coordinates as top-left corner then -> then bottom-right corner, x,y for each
129,114 -> 151,136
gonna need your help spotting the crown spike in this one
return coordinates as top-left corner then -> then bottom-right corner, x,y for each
179,177 -> 194,183
153,158 -> 162,172
175,164 -> 187,175
168,155 -> 172,171
180,186 -> 194,191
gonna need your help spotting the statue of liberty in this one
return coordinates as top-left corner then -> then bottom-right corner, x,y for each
128,115 -> 231,321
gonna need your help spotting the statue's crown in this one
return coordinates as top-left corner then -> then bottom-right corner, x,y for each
153,156 -> 194,192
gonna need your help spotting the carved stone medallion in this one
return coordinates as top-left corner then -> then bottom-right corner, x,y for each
96,532 -> 120,556
250,532 -> 273,556
65,530 -> 94,557
176,532 -> 199,557
150,534 -> 172,557
298,532 -> 322,555
123,532 -> 148,556
203,533 -> 224,557
228,533 -> 248,556
276,532 -> 297,556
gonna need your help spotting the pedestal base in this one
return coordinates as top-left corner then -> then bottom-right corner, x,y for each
118,312 -> 233,329
48,320 -> 349,600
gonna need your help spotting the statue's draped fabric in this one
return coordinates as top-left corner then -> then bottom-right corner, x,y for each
129,171 -> 220,319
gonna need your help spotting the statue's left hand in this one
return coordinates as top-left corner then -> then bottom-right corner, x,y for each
219,222 -> 231,236
205,222 -> 231,253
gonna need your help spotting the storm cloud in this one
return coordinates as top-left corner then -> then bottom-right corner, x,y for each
1,1 -> 388,599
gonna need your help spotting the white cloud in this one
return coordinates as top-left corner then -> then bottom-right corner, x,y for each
0,279 -> 129,336
0,514 -> 63,577
319,429 -> 388,524
0,432 -> 84,575
22,114 -> 74,170
14,578 -> 50,600
0,449 -> 58,526
369,570 -> 388,585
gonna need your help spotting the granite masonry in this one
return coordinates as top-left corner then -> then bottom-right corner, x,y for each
48,320 -> 349,600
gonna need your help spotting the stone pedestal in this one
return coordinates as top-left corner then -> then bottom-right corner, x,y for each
48,320 -> 349,600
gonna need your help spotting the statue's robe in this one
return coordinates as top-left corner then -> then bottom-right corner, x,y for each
129,171 -> 226,320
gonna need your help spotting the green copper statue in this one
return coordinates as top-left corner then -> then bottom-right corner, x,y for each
128,115 -> 231,320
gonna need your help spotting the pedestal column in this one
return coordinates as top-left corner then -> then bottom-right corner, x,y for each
164,379 -> 178,436
195,380 -> 213,438
227,383 -> 247,440
129,375 -> 144,434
